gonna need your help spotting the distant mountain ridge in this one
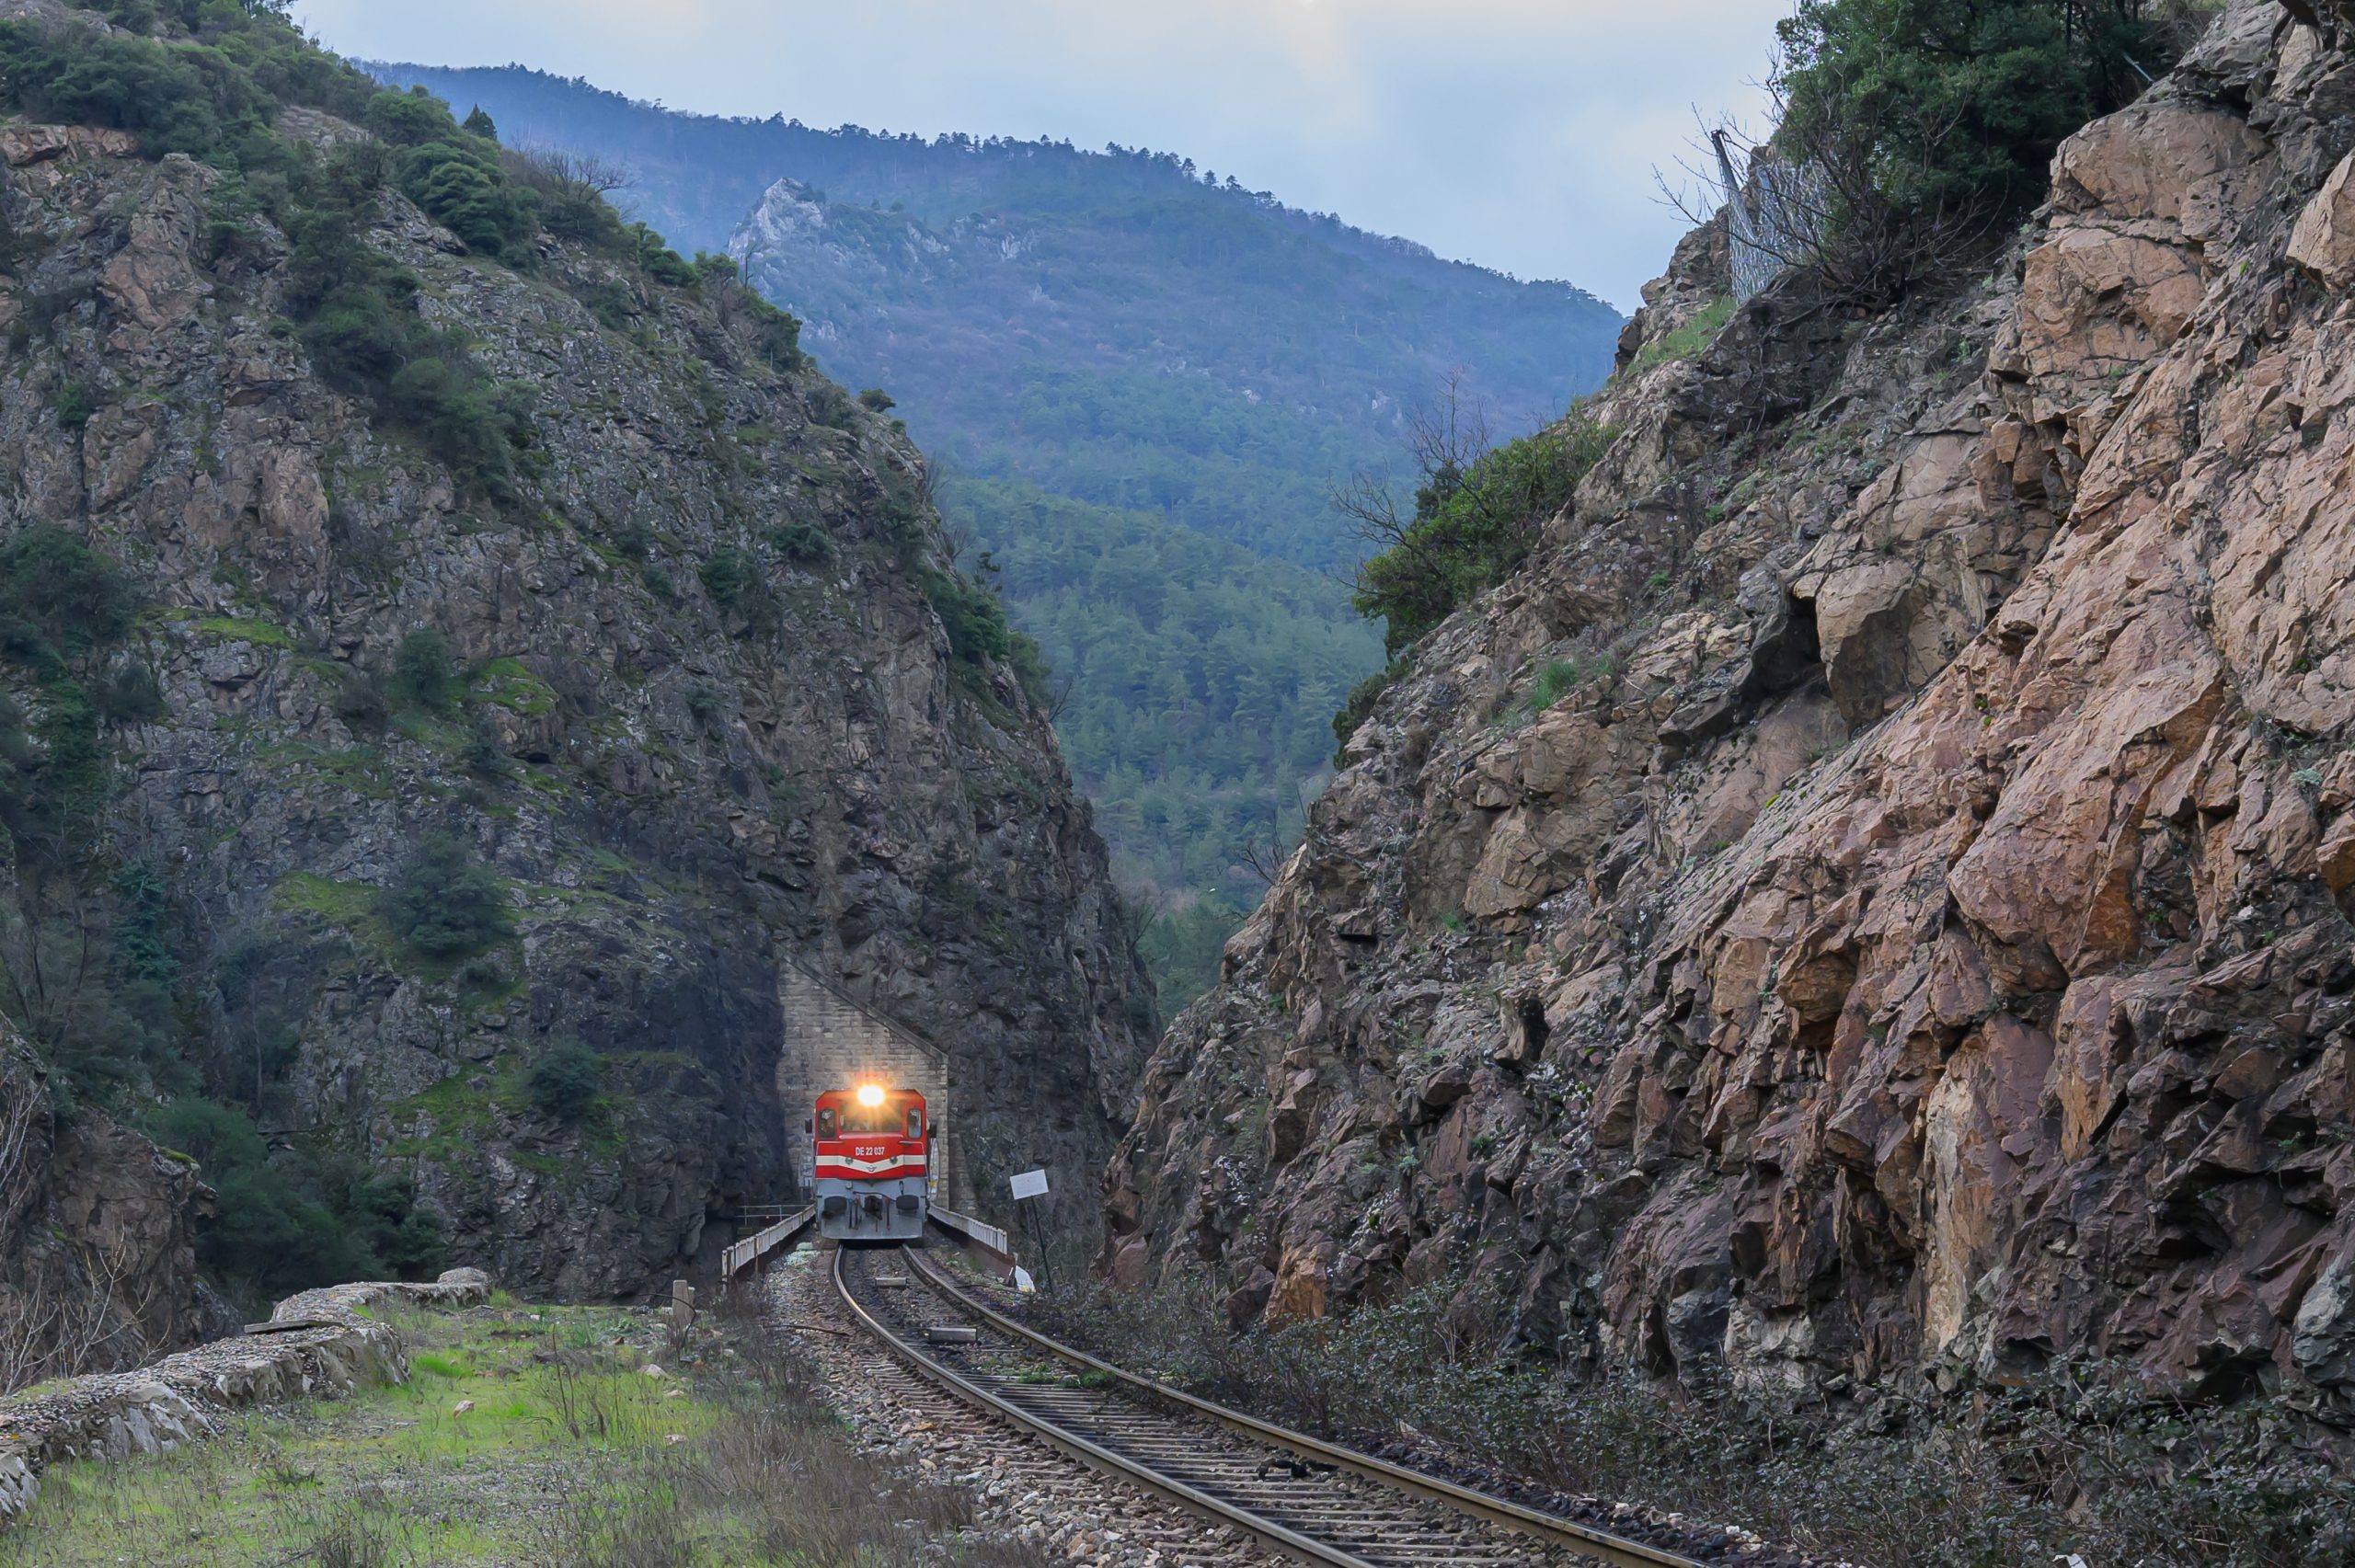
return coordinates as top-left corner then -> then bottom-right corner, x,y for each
365,63 -> 1620,475
362,63 -> 1605,285
370,62 -> 1623,1006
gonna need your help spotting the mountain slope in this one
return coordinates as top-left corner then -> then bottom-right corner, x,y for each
1104,0 -> 2355,1447
0,0 -> 1147,1307
362,63 -> 1619,1004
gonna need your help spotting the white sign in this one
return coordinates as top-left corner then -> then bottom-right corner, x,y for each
1009,1168 -> 1050,1201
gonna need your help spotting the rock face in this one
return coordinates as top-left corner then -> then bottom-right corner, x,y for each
1104,0 -> 2355,1425
0,57 -> 1149,1296
0,1025 -> 218,1390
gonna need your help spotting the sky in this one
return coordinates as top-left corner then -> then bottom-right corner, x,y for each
292,1 -> 1787,311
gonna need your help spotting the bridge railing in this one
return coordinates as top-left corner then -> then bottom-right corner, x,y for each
719,1206 -> 817,1280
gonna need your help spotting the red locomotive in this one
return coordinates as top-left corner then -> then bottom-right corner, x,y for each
811,1084 -> 930,1242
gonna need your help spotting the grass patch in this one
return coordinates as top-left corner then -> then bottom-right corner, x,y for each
472,657 -> 557,717
0,1301 -> 700,1567
0,1297 -> 1047,1568
271,872 -> 382,933
271,870 -> 520,990
1626,293 -> 1735,378
193,615 -> 295,648
255,740 -> 399,800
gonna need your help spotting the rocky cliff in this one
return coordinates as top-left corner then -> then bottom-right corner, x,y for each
1104,0 -> 2355,1427
0,1 -> 1148,1302
0,1022 -> 222,1389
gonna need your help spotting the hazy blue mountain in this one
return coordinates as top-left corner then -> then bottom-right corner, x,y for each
371,63 -> 1624,1006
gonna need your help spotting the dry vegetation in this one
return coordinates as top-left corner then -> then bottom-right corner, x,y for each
1032,1276 -> 2355,1568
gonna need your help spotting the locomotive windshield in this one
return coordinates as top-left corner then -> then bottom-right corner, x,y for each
837,1099 -> 911,1134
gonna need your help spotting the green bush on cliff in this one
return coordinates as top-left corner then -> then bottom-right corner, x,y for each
0,22 -> 263,158
1774,0 -> 2192,248
395,133 -> 538,261
767,520 -> 836,566
389,628 -> 460,711
920,566 -> 1016,668
1349,413 -> 1611,658
0,528 -> 138,661
697,546 -> 754,607
0,533 -> 139,876
146,1095 -> 444,1292
526,1042 -> 602,1123
381,832 -> 513,963
1330,658 -> 1411,761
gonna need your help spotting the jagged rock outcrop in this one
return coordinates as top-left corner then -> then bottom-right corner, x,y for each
0,1024 -> 220,1391
1,6 -> 1149,1299
1105,0 -> 2355,1427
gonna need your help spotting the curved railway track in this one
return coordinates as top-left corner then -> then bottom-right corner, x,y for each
831,1242 -> 1709,1568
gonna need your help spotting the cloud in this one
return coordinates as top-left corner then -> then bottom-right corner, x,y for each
293,0 -> 1783,306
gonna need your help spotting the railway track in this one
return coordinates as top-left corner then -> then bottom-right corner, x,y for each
831,1242 -> 1709,1568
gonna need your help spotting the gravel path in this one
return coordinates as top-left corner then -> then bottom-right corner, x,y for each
765,1248 -> 1280,1568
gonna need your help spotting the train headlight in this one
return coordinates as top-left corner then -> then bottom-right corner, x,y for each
856,1083 -> 885,1108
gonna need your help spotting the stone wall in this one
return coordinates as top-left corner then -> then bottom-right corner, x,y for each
0,1267 -> 490,1524
775,964 -> 964,1207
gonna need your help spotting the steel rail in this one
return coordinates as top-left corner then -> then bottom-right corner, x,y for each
831,1244 -> 1384,1568
898,1246 -> 1706,1568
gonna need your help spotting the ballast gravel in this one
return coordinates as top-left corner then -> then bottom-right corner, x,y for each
764,1250 -> 1275,1568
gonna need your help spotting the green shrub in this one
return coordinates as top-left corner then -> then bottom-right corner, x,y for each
145,1096 -> 443,1290
1351,413 -> 1612,657
0,21 -> 266,160
527,1042 -> 601,1123
381,832 -> 512,962
807,383 -> 858,429
94,660 -> 168,725
55,381 -> 95,429
744,293 -> 803,371
389,628 -> 459,711
632,224 -> 696,286
698,546 -> 753,607
611,520 -> 655,560
525,172 -> 628,250
462,719 -> 510,780
920,567 -> 1014,667
396,139 -> 537,261
767,520 -> 835,566
1774,0 -> 2185,258
362,85 -> 460,148
384,348 -> 532,500
0,528 -> 136,659
857,387 -> 895,412
1331,658 -> 1408,761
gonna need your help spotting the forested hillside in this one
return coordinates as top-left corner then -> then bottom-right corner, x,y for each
365,63 -> 1623,1004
